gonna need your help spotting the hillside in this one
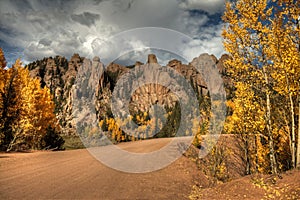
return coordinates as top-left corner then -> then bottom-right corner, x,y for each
26,53 -> 229,137
190,170 -> 300,199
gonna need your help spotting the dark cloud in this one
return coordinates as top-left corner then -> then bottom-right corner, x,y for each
71,12 -> 100,27
39,38 -> 52,46
178,0 -> 225,15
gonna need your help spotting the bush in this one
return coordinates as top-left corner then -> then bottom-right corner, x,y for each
42,126 -> 65,150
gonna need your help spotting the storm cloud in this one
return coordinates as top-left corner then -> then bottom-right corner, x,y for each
0,0 -> 225,66
71,12 -> 100,27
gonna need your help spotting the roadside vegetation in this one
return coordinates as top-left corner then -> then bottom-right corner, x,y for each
0,49 -> 64,151
190,0 -> 299,198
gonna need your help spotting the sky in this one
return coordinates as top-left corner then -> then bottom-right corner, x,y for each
0,0 -> 226,67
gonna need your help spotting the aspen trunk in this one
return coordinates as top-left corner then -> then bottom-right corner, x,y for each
285,71 -> 296,168
296,98 -> 300,168
245,137 -> 251,175
289,92 -> 296,168
263,67 -> 278,174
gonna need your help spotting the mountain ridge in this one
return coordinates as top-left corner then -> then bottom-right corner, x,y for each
26,53 -> 230,136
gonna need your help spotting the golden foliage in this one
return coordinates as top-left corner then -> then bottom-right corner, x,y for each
0,48 -> 6,69
223,0 -> 300,172
0,55 -> 58,150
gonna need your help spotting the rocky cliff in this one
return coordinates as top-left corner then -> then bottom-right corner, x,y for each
26,53 -> 229,136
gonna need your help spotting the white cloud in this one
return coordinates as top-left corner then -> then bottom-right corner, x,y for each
182,24 -> 225,60
182,37 -> 224,61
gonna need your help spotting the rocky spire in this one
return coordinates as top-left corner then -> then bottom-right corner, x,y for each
147,54 -> 158,64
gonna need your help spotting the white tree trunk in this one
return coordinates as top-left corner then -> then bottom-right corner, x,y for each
263,67 -> 278,174
296,98 -> 300,168
288,92 -> 296,168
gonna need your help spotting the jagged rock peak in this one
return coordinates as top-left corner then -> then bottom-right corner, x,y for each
93,56 -> 100,62
147,54 -> 158,64
167,59 -> 182,68
210,54 -> 218,64
70,53 -> 81,60
135,61 -> 143,67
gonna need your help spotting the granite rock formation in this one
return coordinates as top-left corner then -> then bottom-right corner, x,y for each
27,53 -> 229,135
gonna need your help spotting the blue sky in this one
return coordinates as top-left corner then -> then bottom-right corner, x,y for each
0,0 -> 225,67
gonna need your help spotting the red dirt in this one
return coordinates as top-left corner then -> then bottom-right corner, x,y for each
1,137 -> 299,200
190,170 -> 300,199
0,138 -> 203,199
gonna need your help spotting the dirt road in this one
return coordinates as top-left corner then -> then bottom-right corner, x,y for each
0,138 -> 200,199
